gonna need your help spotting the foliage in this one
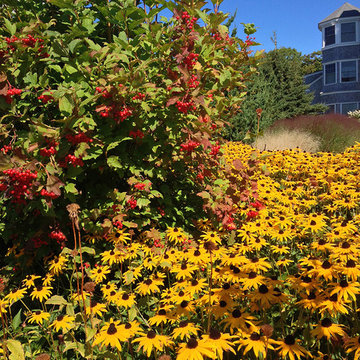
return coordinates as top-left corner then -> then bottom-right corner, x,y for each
348,109 -> 360,119
0,0 -> 260,266
2,142 -> 360,359
301,50 -> 322,76
226,48 -> 327,141
270,114 -> 360,153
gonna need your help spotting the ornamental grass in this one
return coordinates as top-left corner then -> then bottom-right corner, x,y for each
3,142 -> 360,359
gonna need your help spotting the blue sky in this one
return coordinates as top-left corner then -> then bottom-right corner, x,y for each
217,0 -> 358,55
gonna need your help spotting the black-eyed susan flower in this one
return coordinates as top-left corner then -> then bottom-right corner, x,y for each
0,299 -> 8,315
149,308 -> 176,326
106,228 -> 131,244
115,292 -> 136,308
28,310 -> 50,325
202,328 -> 236,360
344,335 -> 360,360
48,255 -> 67,275
172,321 -> 200,341
166,227 -> 185,245
30,285 -> 52,302
240,272 -> 266,290
222,308 -> 257,334
50,314 -> 75,333
273,335 -> 312,360
5,288 -> 27,304
89,265 -> 111,284
85,300 -> 107,317
92,319 -> 127,351
135,278 -> 161,296
200,231 -> 222,244
42,273 -> 54,287
329,279 -> 360,302
176,337 -> 215,360
22,274 -> 41,288
132,330 -> 173,357
236,331 -> 274,358
311,318 -> 346,340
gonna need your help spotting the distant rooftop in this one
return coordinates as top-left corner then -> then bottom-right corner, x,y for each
319,2 -> 360,27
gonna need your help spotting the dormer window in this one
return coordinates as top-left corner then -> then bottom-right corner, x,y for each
341,22 -> 356,42
324,25 -> 335,46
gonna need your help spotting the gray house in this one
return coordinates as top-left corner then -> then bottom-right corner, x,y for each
305,2 -> 360,114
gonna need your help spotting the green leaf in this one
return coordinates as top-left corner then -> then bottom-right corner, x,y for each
107,155 -> 122,169
45,295 -> 69,306
65,182 -> 78,194
80,246 -> 95,255
59,94 -> 74,116
23,73 -> 38,87
106,137 -> 132,152
65,64 -> 78,74
6,340 -> 25,360
12,309 -> 22,331
68,39 -> 82,53
4,19 -> 16,36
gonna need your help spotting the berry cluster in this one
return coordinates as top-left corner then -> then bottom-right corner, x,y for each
95,87 -> 111,99
129,129 -> 144,139
49,230 -> 67,246
134,183 -> 145,191
98,104 -> 133,123
245,35 -> 256,47
209,143 -> 221,157
63,154 -> 84,167
1,145 -> 12,154
183,52 -> 199,70
1,168 -> 37,204
176,11 -> 198,31
40,188 -> 59,199
5,87 -> 22,104
6,35 -> 49,57
187,74 -> 199,89
38,92 -> 53,104
66,132 -> 93,145
180,140 -> 200,154
132,92 -> 146,101
153,238 -> 164,248
39,139 -> 58,157
127,197 -> 137,209
176,100 -> 196,114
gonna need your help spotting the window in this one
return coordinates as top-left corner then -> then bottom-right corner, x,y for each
325,63 -> 336,84
325,25 -> 335,46
341,22 -> 356,42
341,103 -> 358,114
341,60 -> 357,82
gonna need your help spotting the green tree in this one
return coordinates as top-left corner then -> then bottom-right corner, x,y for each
227,47 -> 327,141
301,50 -> 322,76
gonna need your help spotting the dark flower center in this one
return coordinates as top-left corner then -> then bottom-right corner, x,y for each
222,283 -> 230,290
209,328 -> 221,340
35,311 -> 41,315
194,250 -> 201,256
36,285 -> 43,291
187,338 -> 198,349
321,318 -> 332,328
219,300 -> 227,308
329,294 -> 338,302
110,291 -> 116,296
57,315 -> 64,321
308,292 -> 316,300
179,320 -> 188,328
191,280 -> 198,286
107,323 -> 117,335
318,239 -> 326,245
346,259 -> 356,268
158,309 -> 166,316
144,279 -> 153,285
178,291 -> 185,297
284,335 -> 295,345
248,272 -> 257,279
122,294 -> 129,300
232,309 -> 241,318
181,263 -> 187,270
250,332 -> 261,341
251,257 -> 259,263
232,266 -> 240,274
147,330 -> 156,339
125,323 -> 132,329
340,280 -> 348,288
301,276 -> 312,283
342,242 -> 350,249
90,300 -> 97,308
259,284 -> 268,294
180,300 -> 188,308
322,261 -> 331,269
310,220 -> 316,226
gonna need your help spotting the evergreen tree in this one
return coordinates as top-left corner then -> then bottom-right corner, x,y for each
227,48 -> 327,141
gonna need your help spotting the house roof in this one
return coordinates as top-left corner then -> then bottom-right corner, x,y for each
319,2 -> 360,26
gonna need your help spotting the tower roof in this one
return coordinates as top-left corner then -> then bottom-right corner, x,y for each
319,2 -> 360,26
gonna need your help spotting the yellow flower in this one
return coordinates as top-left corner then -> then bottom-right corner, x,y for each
202,329 -> 236,360
92,319 -> 128,351
172,321 -> 200,340
5,288 -> 27,304
28,310 -> 50,325
30,285 -> 52,302
132,330 -> 173,357
89,265 -> 111,284
176,337 -> 215,360
311,318 -> 346,340
49,255 -> 68,275
22,274 -> 41,288
273,335 -> 312,360
50,314 -> 75,332
237,332 -> 274,358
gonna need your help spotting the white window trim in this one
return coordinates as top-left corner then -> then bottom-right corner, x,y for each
324,62 -> 337,85
340,59 -> 358,83
340,102 -> 359,114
